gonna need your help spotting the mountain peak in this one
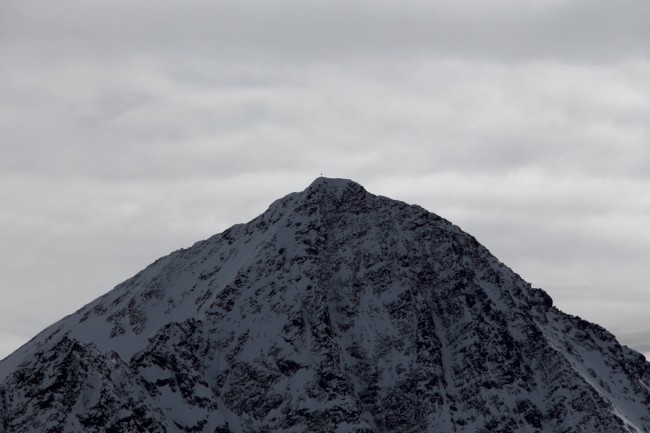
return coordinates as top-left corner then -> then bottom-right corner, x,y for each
298,177 -> 371,211
305,176 -> 366,194
307,176 -> 359,187
1,180 -> 649,433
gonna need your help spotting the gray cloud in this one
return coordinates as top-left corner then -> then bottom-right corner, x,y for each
3,57 -> 649,180
1,0 -> 649,360
2,0 -> 650,62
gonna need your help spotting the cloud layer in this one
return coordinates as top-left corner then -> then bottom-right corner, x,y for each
1,0 -> 649,359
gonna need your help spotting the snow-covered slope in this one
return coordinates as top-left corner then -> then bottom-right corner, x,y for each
1,178 -> 648,433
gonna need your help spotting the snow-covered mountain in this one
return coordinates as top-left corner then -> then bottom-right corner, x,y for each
1,177 -> 648,433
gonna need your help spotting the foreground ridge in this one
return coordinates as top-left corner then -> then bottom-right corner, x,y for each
1,178 -> 648,433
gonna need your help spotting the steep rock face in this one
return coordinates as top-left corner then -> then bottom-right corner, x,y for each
0,178 -> 649,433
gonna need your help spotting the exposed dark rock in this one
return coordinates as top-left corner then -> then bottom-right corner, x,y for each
0,178 -> 648,433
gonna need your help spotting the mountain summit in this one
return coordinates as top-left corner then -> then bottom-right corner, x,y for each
1,178 -> 648,432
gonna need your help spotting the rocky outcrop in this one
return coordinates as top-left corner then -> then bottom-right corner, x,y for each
1,178 -> 648,432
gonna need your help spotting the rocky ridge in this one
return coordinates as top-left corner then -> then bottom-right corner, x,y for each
0,177 -> 648,432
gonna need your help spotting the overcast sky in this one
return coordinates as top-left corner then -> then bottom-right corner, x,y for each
1,0 -> 649,360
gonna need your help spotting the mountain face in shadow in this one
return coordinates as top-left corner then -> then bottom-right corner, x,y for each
1,178 -> 648,433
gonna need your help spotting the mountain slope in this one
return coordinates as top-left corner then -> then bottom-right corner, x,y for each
1,177 -> 648,433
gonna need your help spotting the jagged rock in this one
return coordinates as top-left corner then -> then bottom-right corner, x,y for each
0,178 -> 648,433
